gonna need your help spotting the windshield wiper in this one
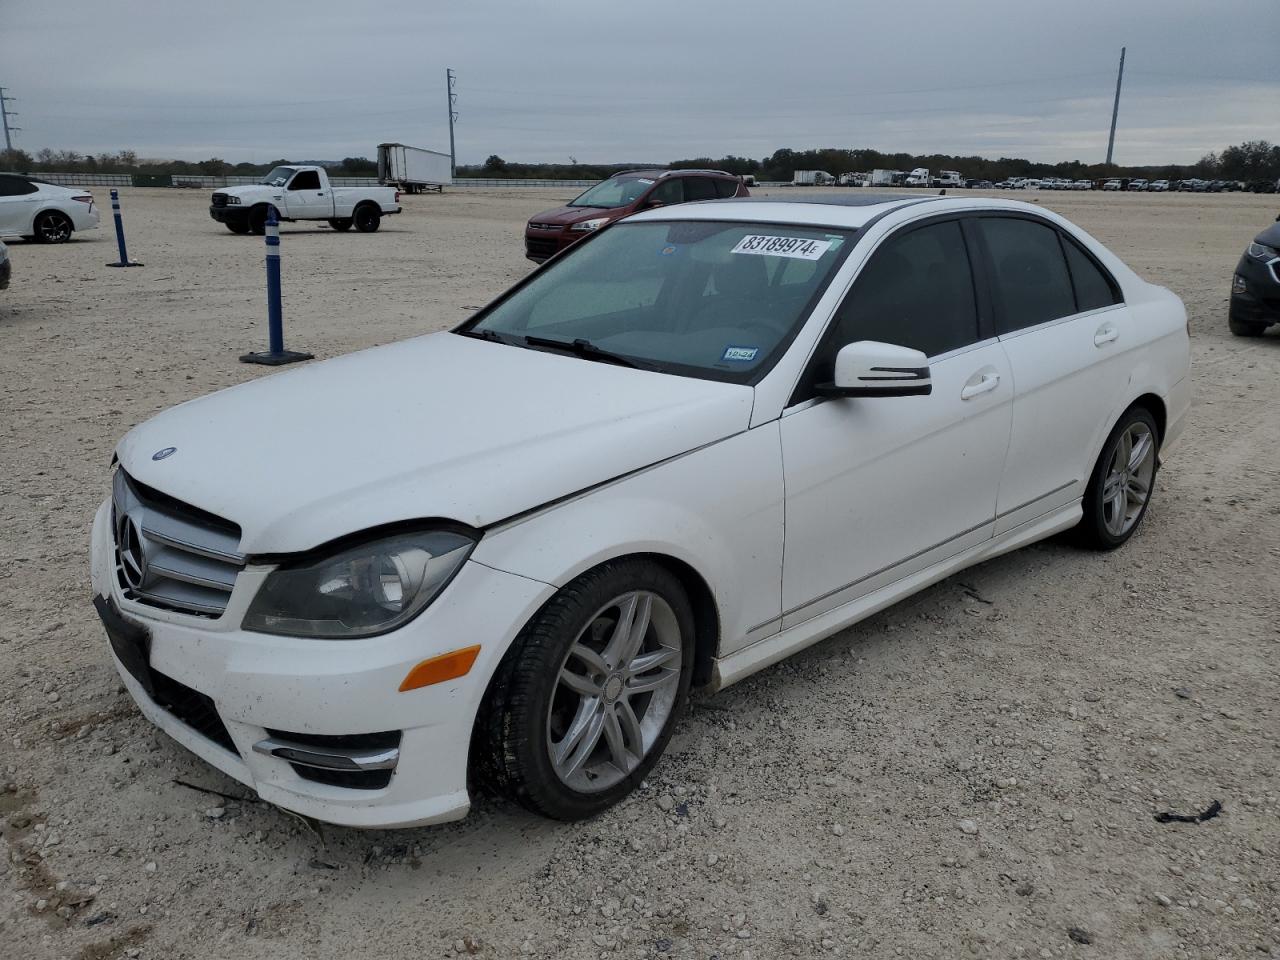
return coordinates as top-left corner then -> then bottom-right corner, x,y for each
523,335 -> 648,370
456,328 -> 515,345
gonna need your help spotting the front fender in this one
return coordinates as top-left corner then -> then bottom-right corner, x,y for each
470,424 -> 785,656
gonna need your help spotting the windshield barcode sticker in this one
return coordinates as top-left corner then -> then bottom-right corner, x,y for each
731,235 -> 832,260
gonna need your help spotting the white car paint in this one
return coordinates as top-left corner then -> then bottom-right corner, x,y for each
92,195 -> 1191,827
0,174 -> 100,240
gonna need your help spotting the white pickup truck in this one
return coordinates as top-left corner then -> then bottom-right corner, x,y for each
209,165 -> 401,234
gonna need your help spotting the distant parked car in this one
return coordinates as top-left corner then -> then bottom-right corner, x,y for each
1148,180 -> 1170,192
1247,179 -> 1277,194
0,173 -> 100,243
965,179 -> 994,189
1022,179 -> 1043,189
0,240 -> 9,290
1073,180 -> 1094,191
524,168 -> 749,263
1127,179 -> 1148,191
1102,179 -> 1123,191
1229,218 -> 1280,336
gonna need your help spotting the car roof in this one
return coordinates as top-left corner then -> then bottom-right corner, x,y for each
611,168 -> 736,180
626,194 -> 1068,230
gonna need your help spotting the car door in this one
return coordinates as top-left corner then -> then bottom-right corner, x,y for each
0,174 -> 40,236
778,217 -> 1013,628
971,214 -> 1129,533
683,177 -> 719,204
282,170 -> 330,218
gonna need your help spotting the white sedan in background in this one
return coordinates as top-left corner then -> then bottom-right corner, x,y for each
0,173 -> 100,242
92,195 -> 1191,827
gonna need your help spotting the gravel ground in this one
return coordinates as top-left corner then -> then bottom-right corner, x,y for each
2,187 -> 1278,960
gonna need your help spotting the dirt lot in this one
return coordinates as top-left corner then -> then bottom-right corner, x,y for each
2,186 -> 1278,960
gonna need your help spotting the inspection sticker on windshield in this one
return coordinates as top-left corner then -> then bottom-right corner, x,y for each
721,345 -> 759,362
731,235 -> 832,260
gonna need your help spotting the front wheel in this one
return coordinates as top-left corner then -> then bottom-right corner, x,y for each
1076,406 -> 1160,550
1228,312 -> 1267,337
249,205 -> 276,235
478,559 -> 694,820
328,218 -> 353,232
33,210 -> 74,243
225,220 -> 250,235
353,205 -> 381,233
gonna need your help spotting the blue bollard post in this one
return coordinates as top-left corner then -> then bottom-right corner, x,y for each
240,209 -> 313,366
106,189 -> 143,267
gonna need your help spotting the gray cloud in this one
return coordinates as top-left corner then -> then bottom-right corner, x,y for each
4,0 -> 1277,165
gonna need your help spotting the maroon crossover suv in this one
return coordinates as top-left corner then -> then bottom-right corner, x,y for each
524,169 -> 750,262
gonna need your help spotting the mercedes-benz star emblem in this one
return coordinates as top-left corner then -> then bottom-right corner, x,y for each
116,512 -> 147,591
152,447 -> 177,461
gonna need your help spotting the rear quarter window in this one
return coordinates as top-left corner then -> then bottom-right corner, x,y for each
1062,235 -> 1122,311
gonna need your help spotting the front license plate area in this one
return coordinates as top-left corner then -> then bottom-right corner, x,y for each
93,594 -> 155,698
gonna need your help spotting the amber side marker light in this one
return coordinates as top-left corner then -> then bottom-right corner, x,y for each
399,645 -> 482,692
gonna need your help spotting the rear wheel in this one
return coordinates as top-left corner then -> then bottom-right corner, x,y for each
328,218 -> 353,232
33,210 -> 74,243
353,204 -> 381,233
479,559 -> 694,820
1076,406 -> 1160,550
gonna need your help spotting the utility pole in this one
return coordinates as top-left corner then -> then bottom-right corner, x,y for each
0,87 -> 19,152
1105,47 -> 1125,166
445,68 -> 458,178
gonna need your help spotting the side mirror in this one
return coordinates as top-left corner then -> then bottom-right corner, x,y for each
816,340 -> 932,398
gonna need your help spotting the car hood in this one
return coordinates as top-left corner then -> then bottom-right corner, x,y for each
116,332 -> 754,555
529,204 -> 621,226
1254,222 -> 1280,248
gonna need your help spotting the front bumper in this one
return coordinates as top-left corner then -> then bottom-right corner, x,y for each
524,228 -> 582,263
208,205 -> 245,224
90,500 -> 551,828
1230,252 -> 1280,328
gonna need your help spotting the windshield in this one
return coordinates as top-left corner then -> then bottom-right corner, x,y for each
260,166 -> 297,187
568,176 -> 655,208
465,220 -> 855,383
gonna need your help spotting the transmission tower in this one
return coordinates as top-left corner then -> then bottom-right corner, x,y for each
1105,48 -> 1125,166
446,68 -> 458,178
0,88 -> 19,152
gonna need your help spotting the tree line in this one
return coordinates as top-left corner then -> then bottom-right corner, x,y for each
3,141 -> 1277,185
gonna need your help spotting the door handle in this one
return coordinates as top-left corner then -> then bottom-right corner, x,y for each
1094,323 -> 1119,346
961,372 -> 1000,400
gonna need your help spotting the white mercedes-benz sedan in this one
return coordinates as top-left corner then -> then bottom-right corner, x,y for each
91,195 -> 1190,827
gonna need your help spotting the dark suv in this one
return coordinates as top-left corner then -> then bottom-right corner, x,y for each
1229,216 -> 1280,336
524,169 -> 749,262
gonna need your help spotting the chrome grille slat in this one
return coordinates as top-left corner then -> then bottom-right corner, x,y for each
112,469 -> 245,618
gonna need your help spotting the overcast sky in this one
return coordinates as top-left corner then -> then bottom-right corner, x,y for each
3,0 -> 1277,167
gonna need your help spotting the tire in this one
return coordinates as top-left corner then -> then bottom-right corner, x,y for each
248,205 -> 275,235
1228,312 -> 1267,337
225,220 -> 250,235
33,210 -> 74,243
1075,406 -> 1160,550
327,218 -> 353,232
478,558 -> 695,821
353,204 -> 381,233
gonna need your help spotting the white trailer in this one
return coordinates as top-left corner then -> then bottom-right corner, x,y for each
869,169 -> 900,187
377,143 -> 452,193
792,170 -> 835,186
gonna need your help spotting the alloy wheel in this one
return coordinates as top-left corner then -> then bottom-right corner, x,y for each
1101,421 -> 1156,537
546,590 -> 682,793
38,212 -> 72,243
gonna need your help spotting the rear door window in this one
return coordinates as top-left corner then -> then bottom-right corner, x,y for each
648,178 -> 684,205
684,178 -> 718,202
977,217 -> 1077,334
715,178 -> 742,198
0,174 -> 37,197
1062,236 -> 1122,311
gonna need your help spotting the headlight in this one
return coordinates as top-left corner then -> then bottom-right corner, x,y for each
225,195 -> 241,205
242,528 -> 476,639
570,217 -> 610,232
1247,241 -> 1277,261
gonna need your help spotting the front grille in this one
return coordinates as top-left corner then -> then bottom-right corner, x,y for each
525,237 -> 560,260
528,222 -> 561,231
112,469 -> 245,618
151,670 -> 237,754
211,193 -> 228,208
265,730 -> 401,790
